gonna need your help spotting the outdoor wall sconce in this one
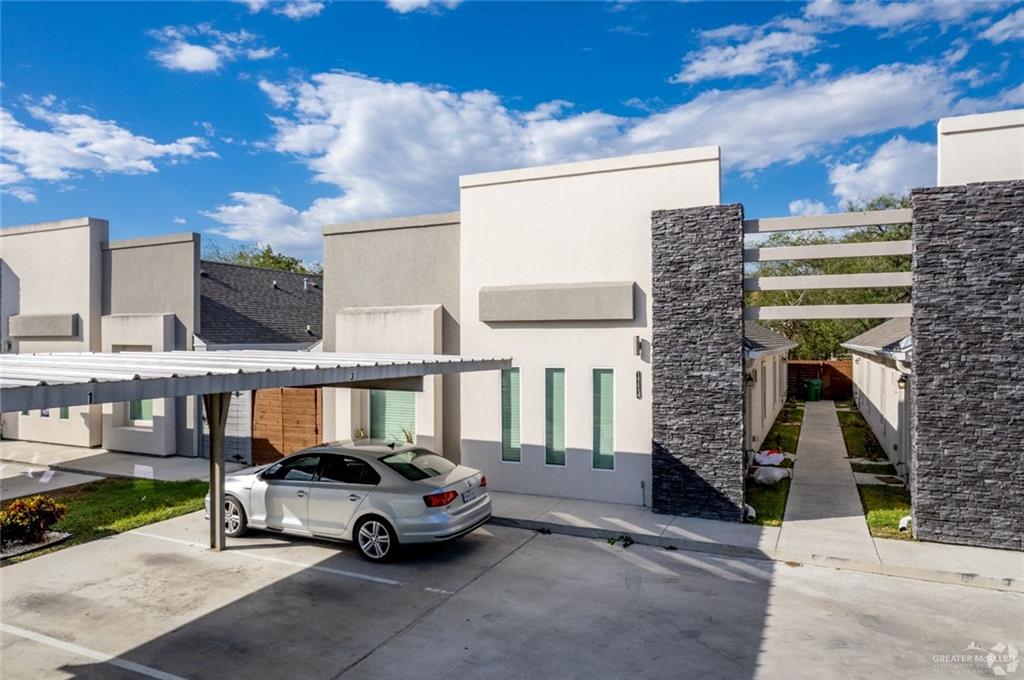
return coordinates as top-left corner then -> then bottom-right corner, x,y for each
633,335 -> 642,356
745,372 -> 756,384
897,374 -> 908,389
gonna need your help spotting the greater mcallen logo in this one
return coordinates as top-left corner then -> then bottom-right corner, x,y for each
933,642 -> 1019,676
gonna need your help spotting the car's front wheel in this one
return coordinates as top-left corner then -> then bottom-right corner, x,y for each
224,496 -> 248,537
355,517 -> 397,562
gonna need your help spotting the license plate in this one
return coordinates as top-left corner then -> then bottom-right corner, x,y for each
462,488 -> 477,504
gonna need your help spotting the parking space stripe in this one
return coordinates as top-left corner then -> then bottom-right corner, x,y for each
1,622 -> 187,680
130,530 -> 404,586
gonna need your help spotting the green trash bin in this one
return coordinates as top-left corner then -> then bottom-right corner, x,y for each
805,378 -> 823,402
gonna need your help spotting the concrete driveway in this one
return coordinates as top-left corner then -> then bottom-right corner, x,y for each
1,513 -> 1021,680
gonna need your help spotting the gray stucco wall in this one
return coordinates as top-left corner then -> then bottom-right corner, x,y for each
103,232 -> 201,456
651,204 -> 746,520
911,180 -> 1023,550
322,213 -> 462,458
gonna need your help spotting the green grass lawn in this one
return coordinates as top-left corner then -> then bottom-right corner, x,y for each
762,422 -> 801,453
2,478 -> 208,563
746,478 -> 791,526
850,462 -> 898,475
837,410 -> 887,460
857,485 -> 913,540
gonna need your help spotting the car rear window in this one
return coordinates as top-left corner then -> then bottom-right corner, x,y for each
381,449 -> 456,481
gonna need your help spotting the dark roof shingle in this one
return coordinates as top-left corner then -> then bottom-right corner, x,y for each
841,317 -> 911,352
743,321 -> 796,354
198,261 -> 322,345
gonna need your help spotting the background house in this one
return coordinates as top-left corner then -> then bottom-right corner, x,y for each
0,225 -> 322,464
744,321 -> 797,452
842,318 -> 912,478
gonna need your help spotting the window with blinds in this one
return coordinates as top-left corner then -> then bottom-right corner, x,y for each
501,368 -> 521,462
370,390 -> 416,442
129,399 -> 153,422
592,369 -> 614,470
545,368 -> 566,466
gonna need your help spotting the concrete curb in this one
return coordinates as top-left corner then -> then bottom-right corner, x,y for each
489,516 -> 1022,594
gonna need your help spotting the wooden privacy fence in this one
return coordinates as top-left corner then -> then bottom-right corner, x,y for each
786,359 -> 852,400
252,387 -> 323,464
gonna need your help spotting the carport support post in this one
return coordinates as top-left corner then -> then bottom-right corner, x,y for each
203,392 -> 232,551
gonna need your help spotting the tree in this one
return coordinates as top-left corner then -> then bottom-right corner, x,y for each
746,194 -> 911,359
204,243 -> 322,275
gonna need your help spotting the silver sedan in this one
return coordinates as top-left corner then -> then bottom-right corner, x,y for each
205,440 -> 491,561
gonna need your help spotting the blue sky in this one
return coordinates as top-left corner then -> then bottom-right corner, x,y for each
2,0 -> 1022,260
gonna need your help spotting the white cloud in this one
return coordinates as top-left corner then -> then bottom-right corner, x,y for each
275,0 -> 324,20
259,79 -> 293,107
173,216 -> 187,224
629,62 -> 956,171
804,0 -> 1006,30
149,24 -> 279,72
788,198 -> 829,216
686,1 -> 1009,83
236,0 -> 324,20
828,135 -> 936,205
386,0 -> 461,14
1,99 -> 215,202
217,62 -> 962,249
981,7 -> 1024,43
675,30 -> 820,83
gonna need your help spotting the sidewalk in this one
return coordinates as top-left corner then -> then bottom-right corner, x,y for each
0,440 -> 245,500
775,400 -> 879,563
488,490 -> 1023,593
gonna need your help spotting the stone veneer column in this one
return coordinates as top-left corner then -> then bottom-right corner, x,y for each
911,180 -> 1023,550
651,204 -> 745,520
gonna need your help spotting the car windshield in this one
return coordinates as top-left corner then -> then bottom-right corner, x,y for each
380,449 -> 456,481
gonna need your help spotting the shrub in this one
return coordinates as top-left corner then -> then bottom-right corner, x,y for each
1,495 -> 68,546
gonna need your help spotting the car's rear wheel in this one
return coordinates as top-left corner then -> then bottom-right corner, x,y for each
225,496 -> 247,537
355,517 -> 397,562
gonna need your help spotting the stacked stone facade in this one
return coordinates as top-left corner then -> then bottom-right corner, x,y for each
650,205 -> 745,520
911,181 -> 1024,550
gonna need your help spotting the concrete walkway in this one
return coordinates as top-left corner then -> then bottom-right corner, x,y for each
775,400 -> 880,563
489,488 -> 1023,592
0,440 -> 244,500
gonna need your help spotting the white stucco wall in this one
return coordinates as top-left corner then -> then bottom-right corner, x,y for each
101,314 -> 177,456
0,218 -> 106,446
938,109 -> 1024,186
458,147 -> 722,505
332,305 -> 444,452
746,353 -> 789,452
851,352 -> 911,475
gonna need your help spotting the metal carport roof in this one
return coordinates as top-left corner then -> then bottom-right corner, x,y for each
0,350 -> 510,551
0,350 -> 509,412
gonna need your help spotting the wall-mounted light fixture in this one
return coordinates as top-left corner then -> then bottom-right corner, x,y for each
633,335 -> 642,356
745,372 -> 756,384
897,374 -> 908,390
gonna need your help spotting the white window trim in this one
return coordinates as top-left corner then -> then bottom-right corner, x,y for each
543,367 -> 567,468
500,367 -> 522,464
591,367 -> 616,472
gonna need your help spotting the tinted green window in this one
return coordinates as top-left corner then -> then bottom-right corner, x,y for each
501,368 -> 521,462
369,390 -> 416,442
59,406 -> 70,420
592,369 -> 614,470
130,399 -> 153,422
545,368 -> 566,466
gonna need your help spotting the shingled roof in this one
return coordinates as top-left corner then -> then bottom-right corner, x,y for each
841,317 -> 911,353
198,261 -> 322,345
743,321 -> 797,355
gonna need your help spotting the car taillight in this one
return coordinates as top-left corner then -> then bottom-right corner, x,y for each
479,475 -> 487,488
424,490 -> 458,507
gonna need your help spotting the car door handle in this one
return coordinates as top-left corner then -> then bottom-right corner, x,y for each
348,494 -> 361,501
296,490 -> 307,497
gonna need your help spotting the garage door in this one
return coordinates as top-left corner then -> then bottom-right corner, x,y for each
252,387 -> 323,464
